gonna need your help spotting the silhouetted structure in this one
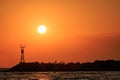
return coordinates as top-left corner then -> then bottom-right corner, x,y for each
8,60 -> 120,72
19,44 -> 25,63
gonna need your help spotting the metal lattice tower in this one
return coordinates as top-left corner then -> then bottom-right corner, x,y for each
19,44 -> 25,63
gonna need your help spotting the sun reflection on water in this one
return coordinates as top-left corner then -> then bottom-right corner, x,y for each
39,74 -> 51,80
39,78 -> 49,80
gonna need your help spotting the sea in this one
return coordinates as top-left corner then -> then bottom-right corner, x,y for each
0,71 -> 120,80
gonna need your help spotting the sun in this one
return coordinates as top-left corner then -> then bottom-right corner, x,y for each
37,25 -> 47,34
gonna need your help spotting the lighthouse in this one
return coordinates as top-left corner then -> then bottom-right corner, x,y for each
19,44 -> 25,63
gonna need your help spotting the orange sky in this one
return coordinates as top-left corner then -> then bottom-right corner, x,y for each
0,0 -> 120,68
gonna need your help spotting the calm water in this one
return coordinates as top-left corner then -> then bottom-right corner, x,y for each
0,71 -> 120,80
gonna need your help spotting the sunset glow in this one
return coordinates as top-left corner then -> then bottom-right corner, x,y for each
0,0 -> 120,68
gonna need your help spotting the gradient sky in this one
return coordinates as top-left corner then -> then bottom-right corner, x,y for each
0,0 -> 120,68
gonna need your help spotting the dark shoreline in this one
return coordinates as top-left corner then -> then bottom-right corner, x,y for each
7,60 -> 120,72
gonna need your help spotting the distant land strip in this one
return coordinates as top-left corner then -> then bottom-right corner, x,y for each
7,60 -> 120,72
